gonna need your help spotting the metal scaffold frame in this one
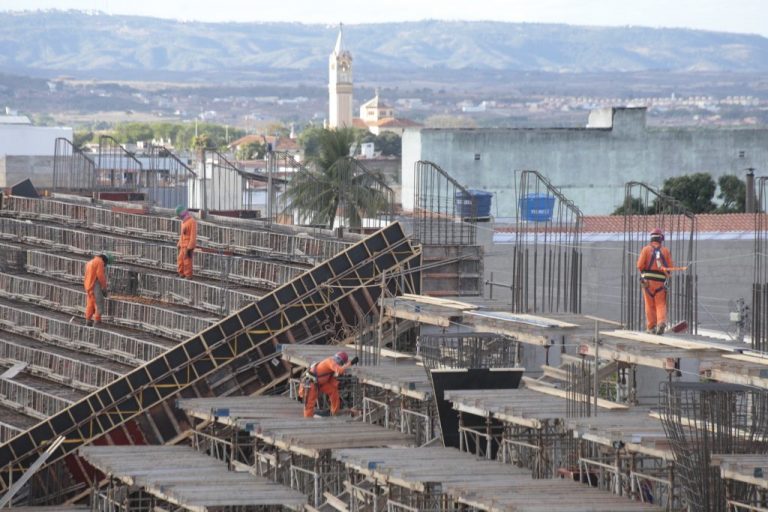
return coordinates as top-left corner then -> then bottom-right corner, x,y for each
0,222 -> 421,497
510,170 -> 583,314
620,182 -> 698,333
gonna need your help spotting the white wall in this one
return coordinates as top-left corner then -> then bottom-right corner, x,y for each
0,125 -> 72,156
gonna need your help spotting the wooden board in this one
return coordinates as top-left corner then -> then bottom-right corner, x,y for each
467,310 -> 579,329
400,294 -> 479,310
601,329 -> 741,353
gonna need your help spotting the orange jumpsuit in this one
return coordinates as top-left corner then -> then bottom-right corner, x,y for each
301,356 -> 346,418
177,215 -> 197,278
84,256 -> 108,323
637,242 -> 673,331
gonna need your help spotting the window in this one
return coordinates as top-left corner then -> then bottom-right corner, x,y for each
474,153 -> 481,161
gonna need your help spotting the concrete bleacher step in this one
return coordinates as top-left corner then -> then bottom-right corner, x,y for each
0,363 -> 85,420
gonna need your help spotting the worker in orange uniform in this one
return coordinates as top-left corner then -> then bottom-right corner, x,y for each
84,253 -> 111,326
175,205 -> 197,279
637,228 -> 673,335
299,351 -> 357,418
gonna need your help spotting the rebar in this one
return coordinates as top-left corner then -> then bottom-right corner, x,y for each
97,135 -> 143,192
143,144 -> 198,209
413,160 -> 477,246
565,360 -> 592,418
418,332 -> 516,369
52,138 -> 96,193
753,177 -> 768,352
512,170 -> 583,314
658,382 -> 768,512
620,182 -> 698,333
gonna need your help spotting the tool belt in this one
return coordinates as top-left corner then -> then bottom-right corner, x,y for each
640,270 -> 667,282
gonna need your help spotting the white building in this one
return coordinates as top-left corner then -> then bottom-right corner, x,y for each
0,115 -> 73,188
328,24 -> 353,128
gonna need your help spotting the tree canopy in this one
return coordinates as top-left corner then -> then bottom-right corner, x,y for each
285,128 -> 389,229
658,173 -> 717,214
717,174 -> 746,213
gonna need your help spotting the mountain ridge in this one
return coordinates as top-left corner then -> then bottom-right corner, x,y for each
2,10 -> 767,78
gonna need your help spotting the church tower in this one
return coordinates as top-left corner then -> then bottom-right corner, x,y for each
328,24 -> 353,128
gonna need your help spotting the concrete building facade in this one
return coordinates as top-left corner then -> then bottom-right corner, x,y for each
402,107 -> 768,216
0,118 -> 72,188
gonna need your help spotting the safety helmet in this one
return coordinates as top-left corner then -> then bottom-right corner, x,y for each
650,228 -> 664,242
175,205 -> 187,218
100,253 -> 114,266
334,351 -> 349,365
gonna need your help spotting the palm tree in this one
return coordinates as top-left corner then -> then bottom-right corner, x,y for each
285,128 -> 390,229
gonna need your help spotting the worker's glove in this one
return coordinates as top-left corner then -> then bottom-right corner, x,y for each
350,356 -> 359,366
186,249 -> 194,257
102,289 -> 109,298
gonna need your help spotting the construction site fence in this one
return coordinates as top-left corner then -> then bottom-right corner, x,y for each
0,217 -> 305,290
0,272 -> 212,340
0,299 -> 165,365
1,196 -> 351,264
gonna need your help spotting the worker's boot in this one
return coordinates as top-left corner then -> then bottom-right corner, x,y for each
655,323 -> 666,335
645,326 -> 656,334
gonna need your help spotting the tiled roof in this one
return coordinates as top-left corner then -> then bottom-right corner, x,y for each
584,213 -> 758,233
376,117 -> 421,128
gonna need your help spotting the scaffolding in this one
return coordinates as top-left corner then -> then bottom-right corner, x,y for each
620,182 -> 698,333
754,177 -> 768,352
52,138 -> 96,193
509,170 -> 583,314
0,222 -> 421,496
658,382 -> 768,511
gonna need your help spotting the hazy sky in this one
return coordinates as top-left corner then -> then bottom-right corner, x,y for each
1,0 -> 766,36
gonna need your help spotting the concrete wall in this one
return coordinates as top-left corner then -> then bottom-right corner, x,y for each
0,125 -> 72,156
402,107 -> 768,215
482,237 -> 755,334
0,156 -> 56,188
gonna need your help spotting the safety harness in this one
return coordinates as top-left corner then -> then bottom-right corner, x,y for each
641,245 -> 669,297
299,359 -> 338,403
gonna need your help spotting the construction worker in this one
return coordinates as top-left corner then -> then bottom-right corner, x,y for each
637,228 -> 673,335
84,253 -> 111,326
299,351 -> 356,418
176,205 -> 197,279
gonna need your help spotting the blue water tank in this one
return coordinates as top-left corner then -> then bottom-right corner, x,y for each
520,194 -> 555,222
455,189 -> 493,218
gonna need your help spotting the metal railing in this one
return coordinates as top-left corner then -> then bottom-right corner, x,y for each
52,138 -> 96,193
97,135 -> 143,192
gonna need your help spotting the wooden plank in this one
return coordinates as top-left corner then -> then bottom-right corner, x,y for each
602,329 -> 740,353
524,382 -> 629,410
400,294 -> 479,310
467,310 -> 579,329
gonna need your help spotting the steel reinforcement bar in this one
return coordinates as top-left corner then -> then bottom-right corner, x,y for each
0,217 -> 305,290
25,251 -> 260,315
0,301 -> 167,365
0,222 -> 421,493
0,273 -> 213,340
0,337 -> 121,391
2,196 -> 350,264
0,378 -> 73,420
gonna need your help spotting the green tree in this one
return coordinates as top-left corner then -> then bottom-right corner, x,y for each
114,122 -> 153,144
285,128 -> 388,229
361,132 -> 402,157
612,196 -> 647,215
658,173 -> 717,214
73,130 -> 94,149
717,175 -> 746,213
236,140 -> 267,160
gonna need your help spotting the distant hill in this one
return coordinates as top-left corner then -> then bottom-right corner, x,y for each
2,10 -> 768,79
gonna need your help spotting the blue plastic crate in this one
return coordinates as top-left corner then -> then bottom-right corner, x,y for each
519,194 -> 555,222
